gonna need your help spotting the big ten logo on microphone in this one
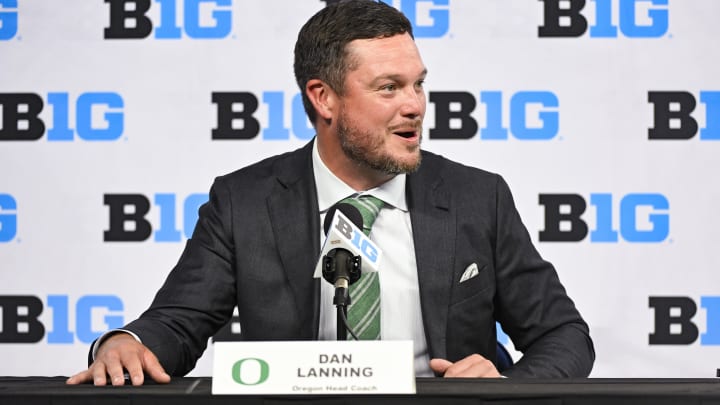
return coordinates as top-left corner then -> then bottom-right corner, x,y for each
429,91 -> 559,140
538,0 -> 669,38
649,296 -> 720,346
104,0 -> 233,39
538,193 -> 670,243
0,92 -> 124,142
648,91 -> 720,140
104,193 -> 208,242
0,194 -> 17,242
0,0 -> 18,40
313,210 -> 382,279
320,0 -> 450,38
0,295 -> 124,344
333,213 -> 379,265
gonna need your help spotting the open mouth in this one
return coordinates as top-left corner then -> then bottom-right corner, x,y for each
394,131 -> 416,139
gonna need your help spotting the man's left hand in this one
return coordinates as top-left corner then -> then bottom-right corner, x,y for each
429,354 -> 502,378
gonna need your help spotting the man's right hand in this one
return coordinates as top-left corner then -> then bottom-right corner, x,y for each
66,333 -> 171,386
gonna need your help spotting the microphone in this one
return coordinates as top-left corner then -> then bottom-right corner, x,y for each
321,203 -> 363,298
323,203 -> 363,236
313,202 -> 382,281
315,202 -> 384,340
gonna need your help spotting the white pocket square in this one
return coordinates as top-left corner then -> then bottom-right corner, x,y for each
459,263 -> 480,283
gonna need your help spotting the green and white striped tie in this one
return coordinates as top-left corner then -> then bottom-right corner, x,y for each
341,194 -> 384,340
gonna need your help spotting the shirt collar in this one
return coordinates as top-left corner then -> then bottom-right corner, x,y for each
312,140 -> 408,213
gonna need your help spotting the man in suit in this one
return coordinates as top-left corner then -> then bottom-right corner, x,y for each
68,0 -> 594,386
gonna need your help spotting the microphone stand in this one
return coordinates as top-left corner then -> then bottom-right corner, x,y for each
322,249 -> 361,341
334,279 -> 350,341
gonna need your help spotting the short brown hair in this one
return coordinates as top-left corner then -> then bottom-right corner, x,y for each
293,0 -> 414,124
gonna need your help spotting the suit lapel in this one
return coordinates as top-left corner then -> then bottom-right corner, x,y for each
266,142 -> 321,338
407,154 -> 455,360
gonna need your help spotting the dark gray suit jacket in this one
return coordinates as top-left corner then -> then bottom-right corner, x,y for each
123,140 -> 594,378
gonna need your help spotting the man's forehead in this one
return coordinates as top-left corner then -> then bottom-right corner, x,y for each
345,33 -> 415,52
344,34 -> 425,73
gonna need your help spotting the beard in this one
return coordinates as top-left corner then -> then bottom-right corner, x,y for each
337,111 -> 422,175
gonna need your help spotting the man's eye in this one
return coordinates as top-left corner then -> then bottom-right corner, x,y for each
381,84 -> 396,92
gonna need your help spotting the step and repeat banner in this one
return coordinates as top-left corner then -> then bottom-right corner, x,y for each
1,0 -> 718,378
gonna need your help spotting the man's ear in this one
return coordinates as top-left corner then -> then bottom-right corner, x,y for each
305,79 -> 337,122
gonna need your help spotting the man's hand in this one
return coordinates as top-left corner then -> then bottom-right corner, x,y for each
66,333 -> 171,386
430,354 -> 502,378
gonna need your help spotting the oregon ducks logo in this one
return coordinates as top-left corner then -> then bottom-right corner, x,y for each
231,358 -> 270,385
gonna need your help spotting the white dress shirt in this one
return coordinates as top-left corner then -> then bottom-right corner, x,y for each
312,141 -> 432,377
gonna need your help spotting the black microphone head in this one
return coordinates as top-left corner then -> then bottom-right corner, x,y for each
324,202 -> 363,235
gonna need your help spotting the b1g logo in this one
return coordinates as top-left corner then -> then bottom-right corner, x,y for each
430,91 -> 559,140
0,0 -> 18,40
0,92 -> 124,141
104,193 -> 208,242
538,0 -> 669,38
648,91 -> 720,140
0,194 -> 17,242
212,90 -> 559,141
380,0 -> 449,38
104,0 -> 233,39
0,295 -> 124,344
212,92 -> 315,141
321,0 -> 450,38
649,296 -> 720,345
539,193 -> 669,242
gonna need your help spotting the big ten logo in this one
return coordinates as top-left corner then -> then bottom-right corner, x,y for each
104,0 -> 233,39
212,91 -> 316,141
103,193 -> 208,242
538,0 -> 669,38
320,0 -> 450,38
212,90 -> 560,141
0,0 -> 18,40
429,91 -> 559,140
334,214 -> 378,264
648,91 -> 720,140
0,295 -> 124,344
538,193 -> 670,243
649,296 -> 720,345
0,194 -> 17,242
0,92 -> 124,141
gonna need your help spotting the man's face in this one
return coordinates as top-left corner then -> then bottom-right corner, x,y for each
335,33 -> 427,174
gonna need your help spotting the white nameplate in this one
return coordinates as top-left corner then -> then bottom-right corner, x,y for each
212,340 -> 415,395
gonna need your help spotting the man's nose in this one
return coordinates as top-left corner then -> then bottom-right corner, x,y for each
399,87 -> 425,118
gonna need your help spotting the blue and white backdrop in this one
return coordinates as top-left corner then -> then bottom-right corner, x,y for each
1,0 -> 719,378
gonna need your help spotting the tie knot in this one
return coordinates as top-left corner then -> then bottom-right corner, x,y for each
340,195 -> 385,236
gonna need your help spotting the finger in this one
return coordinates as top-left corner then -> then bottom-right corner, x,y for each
120,350 -> 145,386
467,361 -> 501,378
449,361 -> 497,377
444,354 -> 500,378
142,349 -> 171,384
429,358 -> 453,374
66,369 -> 92,385
90,361 -> 108,386
103,351 -> 128,386
442,355 -> 478,377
